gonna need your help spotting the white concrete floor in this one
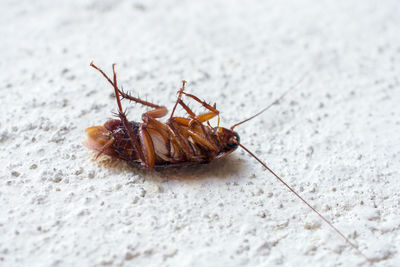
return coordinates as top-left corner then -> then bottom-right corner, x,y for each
1,0 -> 399,266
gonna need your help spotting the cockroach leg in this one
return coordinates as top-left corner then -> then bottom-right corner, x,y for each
91,63 -> 172,170
111,65 -> 148,166
95,137 -> 114,159
182,92 -> 220,122
169,87 -> 222,154
177,98 -> 196,117
167,120 -> 195,159
170,80 -> 187,119
182,91 -> 219,114
187,129 -> 219,151
138,124 -> 156,169
90,63 -> 146,166
169,96 -> 220,151
142,107 -> 168,121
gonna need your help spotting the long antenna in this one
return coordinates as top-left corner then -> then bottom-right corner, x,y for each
231,72 -> 309,130
234,140 -> 371,262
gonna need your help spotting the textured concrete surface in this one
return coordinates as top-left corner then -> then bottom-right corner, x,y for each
1,0 -> 399,266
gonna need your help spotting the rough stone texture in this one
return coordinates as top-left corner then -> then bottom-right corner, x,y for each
1,0 -> 399,266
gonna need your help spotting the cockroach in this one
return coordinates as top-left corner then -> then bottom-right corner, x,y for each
84,63 -> 371,262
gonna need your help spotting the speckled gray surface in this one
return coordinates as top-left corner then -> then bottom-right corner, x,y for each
1,0 -> 400,266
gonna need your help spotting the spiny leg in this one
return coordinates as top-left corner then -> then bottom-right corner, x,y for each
90,62 -> 167,119
170,80 -> 187,119
90,62 -> 123,111
95,137 -> 114,159
170,96 -> 215,139
169,81 -> 220,124
182,92 -> 219,116
168,81 -> 216,152
138,124 -> 156,169
171,114 -> 219,151
174,90 -> 220,124
170,90 -> 222,152
111,64 -> 149,167
118,90 -> 168,120
169,116 -> 219,153
177,98 -> 195,117
111,75 -> 169,129
111,65 -> 160,169
90,62 -> 148,167
166,120 -> 195,160
115,75 -> 168,168
181,91 -> 221,126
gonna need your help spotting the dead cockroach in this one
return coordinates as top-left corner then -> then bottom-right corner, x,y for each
84,63 -> 371,262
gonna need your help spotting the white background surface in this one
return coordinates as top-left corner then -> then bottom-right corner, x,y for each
1,0 -> 399,266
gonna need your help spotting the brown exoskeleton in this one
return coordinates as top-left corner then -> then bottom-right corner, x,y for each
84,63 -> 371,262
85,63 -> 240,170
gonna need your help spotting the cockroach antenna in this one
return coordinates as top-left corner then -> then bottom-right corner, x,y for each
231,71 -> 309,130
233,140 -> 372,262
230,73 -> 372,263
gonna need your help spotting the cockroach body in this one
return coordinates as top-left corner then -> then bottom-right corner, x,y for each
85,115 -> 240,169
84,63 -> 239,170
84,63 -> 371,262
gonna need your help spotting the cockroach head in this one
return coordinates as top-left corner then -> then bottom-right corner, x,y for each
228,131 -> 240,150
215,127 -> 240,151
